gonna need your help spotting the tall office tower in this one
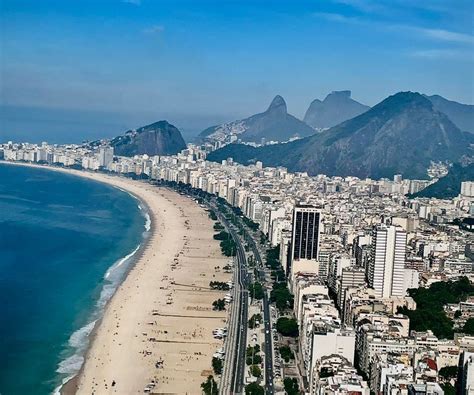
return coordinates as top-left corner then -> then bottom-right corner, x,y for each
288,205 -> 321,276
368,224 -> 407,298
99,146 -> 114,167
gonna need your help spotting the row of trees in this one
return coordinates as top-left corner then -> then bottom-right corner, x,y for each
246,344 -> 262,366
209,281 -> 230,290
213,230 -> 237,256
212,299 -> 226,311
248,282 -> 265,300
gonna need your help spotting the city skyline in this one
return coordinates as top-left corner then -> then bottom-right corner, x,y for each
1,0 -> 473,143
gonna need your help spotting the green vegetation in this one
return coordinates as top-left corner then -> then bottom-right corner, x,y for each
214,230 -> 237,256
220,238 -> 237,256
265,245 -> 287,282
271,282 -> 294,312
212,357 -> 223,375
266,245 -> 280,268
208,210 -> 218,221
463,318 -> 474,335
441,383 -> 456,395
243,217 -> 259,231
213,231 -> 230,240
438,366 -> 458,380
248,282 -> 265,300
246,344 -> 260,357
283,378 -> 300,395
246,354 -> 262,366
248,313 -> 262,329
212,299 -> 226,311
201,375 -> 218,395
213,222 -> 224,231
245,382 -> 265,395
209,281 -> 230,290
249,364 -> 262,378
279,345 -> 294,362
410,163 -> 474,199
245,345 -> 262,366
398,277 -> 474,339
276,317 -> 299,337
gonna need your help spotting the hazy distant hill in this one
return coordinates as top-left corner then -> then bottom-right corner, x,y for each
425,94 -> 474,133
303,90 -> 370,129
410,163 -> 474,199
199,95 -> 315,143
111,120 -> 186,157
208,92 -> 473,179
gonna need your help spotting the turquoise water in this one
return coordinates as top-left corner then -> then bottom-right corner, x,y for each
0,164 -> 148,395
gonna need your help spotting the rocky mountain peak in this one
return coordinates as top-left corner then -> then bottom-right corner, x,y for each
267,95 -> 287,113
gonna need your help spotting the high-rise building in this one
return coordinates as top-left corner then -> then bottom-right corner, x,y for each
461,181 -> 474,198
98,146 -> 114,167
368,224 -> 407,298
288,205 -> 321,277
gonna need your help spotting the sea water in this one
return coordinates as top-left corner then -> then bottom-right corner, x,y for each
0,164 -> 148,395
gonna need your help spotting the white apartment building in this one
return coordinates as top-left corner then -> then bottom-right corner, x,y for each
368,224 -> 407,298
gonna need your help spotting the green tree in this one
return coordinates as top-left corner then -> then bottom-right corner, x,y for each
279,345 -> 294,362
214,231 -> 230,240
276,317 -> 299,337
463,318 -> 474,335
212,357 -> 223,375
441,383 -> 456,395
249,282 -> 265,300
212,299 -> 226,311
250,364 -> 262,377
397,277 -> 474,339
271,283 -> 294,311
245,382 -> 265,395
248,313 -> 262,329
439,366 -> 458,380
283,377 -> 300,395
201,375 -> 218,395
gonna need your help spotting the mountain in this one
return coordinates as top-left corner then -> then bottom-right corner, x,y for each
303,90 -> 370,129
207,92 -> 473,179
425,94 -> 474,133
111,120 -> 186,157
199,95 -> 315,143
409,163 -> 474,199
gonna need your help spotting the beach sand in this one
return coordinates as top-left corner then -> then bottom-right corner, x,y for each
3,163 -> 230,394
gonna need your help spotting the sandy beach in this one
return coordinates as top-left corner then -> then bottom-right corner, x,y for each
3,163 -> 231,394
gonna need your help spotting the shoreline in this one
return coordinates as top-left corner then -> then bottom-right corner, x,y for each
0,162 -> 155,394
1,161 -> 230,394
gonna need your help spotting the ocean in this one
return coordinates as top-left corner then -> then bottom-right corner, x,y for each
0,164 -> 149,395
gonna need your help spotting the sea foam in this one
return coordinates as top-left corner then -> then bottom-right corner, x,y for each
54,188 -> 151,393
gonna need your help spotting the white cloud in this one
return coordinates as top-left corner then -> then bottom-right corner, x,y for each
417,28 -> 474,44
313,11 -> 474,45
122,0 -> 141,5
410,49 -> 474,60
143,25 -> 165,34
312,12 -> 360,23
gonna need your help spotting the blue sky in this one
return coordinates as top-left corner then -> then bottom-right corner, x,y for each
1,0 -> 473,142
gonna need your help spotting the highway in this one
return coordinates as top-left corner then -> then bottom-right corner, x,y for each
211,202 -> 249,394
247,234 -> 275,394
